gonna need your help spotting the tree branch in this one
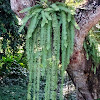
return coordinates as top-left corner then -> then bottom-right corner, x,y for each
67,4 -> 100,100
74,5 -> 100,52
79,6 -> 100,33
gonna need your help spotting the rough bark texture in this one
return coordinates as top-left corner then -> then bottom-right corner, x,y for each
10,0 -> 100,100
10,0 -> 35,19
67,3 -> 100,100
67,2 -> 100,99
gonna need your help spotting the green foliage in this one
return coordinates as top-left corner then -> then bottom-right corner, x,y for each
0,85 -> 27,100
0,0 -> 26,55
0,0 -> 27,77
94,23 -> 100,44
0,53 -> 27,76
97,98 -> 100,100
0,67 -> 28,100
65,0 -> 84,7
84,30 -> 100,74
20,1 -> 76,100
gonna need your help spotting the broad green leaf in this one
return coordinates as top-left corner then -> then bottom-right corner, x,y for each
57,5 -> 71,13
47,21 -> 51,50
71,18 -> 80,30
27,14 -> 39,38
44,12 -> 52,21
44,8 -> 53,12
61,11 -> 68,49
30,8 -> 42,15
19,14 -> 33,33
41,11 -> 48,27
94,66 -> 96,74
19,7 -> 32,13
68,13 -> 71,22
70,23 -> 75,54
29,5 -> 42,14
51,4 -> 59,11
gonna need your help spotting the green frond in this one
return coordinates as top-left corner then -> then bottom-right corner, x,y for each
29,5 -> 42,14
18,14 -> 33,33
41,11 -> 48,27
50,3 -> 59,11
47,21 -> 52,50
57,5 -> 71,14
70,22 -> 75,55
52,12 -> 60,61
19,7 -> 32,13
20,2 -> 76,100
44,12 -> 52,21
27,14 -> 39,38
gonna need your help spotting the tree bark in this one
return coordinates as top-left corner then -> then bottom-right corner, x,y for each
67,2 -> 100,99
10,0 -> 100,99
10,0 -> 35,19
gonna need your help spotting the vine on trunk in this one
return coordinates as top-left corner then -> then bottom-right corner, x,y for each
19,1 -> 77,100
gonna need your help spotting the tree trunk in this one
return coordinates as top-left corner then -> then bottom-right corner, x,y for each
10,0 -> 100,99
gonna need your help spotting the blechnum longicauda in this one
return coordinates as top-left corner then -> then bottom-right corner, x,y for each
19,1 -> 78,100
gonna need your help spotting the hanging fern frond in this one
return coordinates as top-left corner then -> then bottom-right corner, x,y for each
19,1 -> 76,100
84,31 -> 100,74
47,20 -> 52,50
19,7 -> 32,13
27,14 -> 40,38
50,3 -> 59,11
70,21 -> 75,55
18,14 -> 33,33
44,11 -> 52,21
52,12 -> 60,61
57,4 -> 72,14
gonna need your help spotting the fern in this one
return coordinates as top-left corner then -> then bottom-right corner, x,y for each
27,14 -> 39,38
47,21 -> 52,50
33,31 -> 38,100
19,2 -> 76,100
19,7 -> 32,13
19,14 -> 33,33
57,5 -> 72,14
84,31 -> 100,74
52,12 -> 60,62
70,21 -> 75,55
26,37 -> 34,100
44,65 -> 51,100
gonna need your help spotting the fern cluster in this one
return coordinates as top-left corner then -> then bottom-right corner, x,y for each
19,2 -> 77,100
84,31 -> 100,74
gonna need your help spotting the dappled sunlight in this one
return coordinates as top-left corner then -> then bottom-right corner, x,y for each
62,73 -> 76,100
63,83 -> 76,96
